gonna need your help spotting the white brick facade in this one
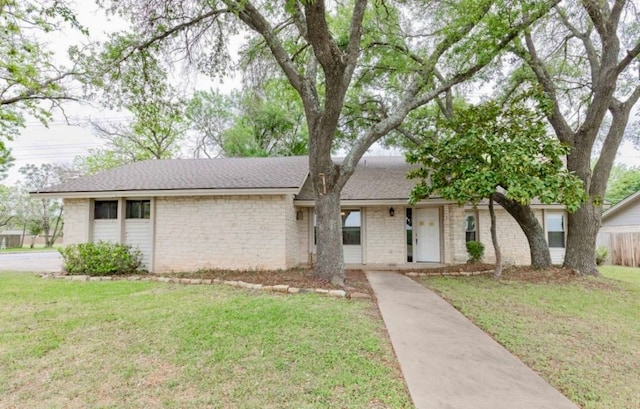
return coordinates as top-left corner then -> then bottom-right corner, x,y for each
62,196 -> 560,272
364,206 -> 406,264
62,199 -> 90,245
154,195 -> 293,272
476,208 -> 546,265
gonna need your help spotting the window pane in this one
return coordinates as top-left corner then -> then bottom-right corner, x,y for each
547,214 -> 564,232
465,215 -> 476,232
143,201 -> 151,219
126,200 -> 151,219
342,210 -> 361,245
548,232 -> 565,248
466,231 -> 476,242
94,201 -> 117,219
127,201 -> 140,219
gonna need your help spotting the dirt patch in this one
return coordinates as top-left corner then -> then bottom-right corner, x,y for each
496,265 -> 622,290
167,268 -> 374,295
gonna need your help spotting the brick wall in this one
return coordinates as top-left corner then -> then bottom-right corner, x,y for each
153,195 -> 291,272
444,205 -> 467,264
364,206 -> 406,264
62,198 -> 90,245
476,208 -> 544,265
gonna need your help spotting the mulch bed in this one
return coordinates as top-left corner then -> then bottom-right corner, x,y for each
168,268 -> 374,295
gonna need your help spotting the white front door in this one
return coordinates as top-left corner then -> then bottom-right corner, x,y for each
414,208 -> 440,262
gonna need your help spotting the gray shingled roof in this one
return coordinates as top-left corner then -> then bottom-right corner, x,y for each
297,156 -> 418,201
36,156 -> 310,193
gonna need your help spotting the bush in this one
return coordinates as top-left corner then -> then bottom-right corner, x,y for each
466,241 -> 485,263
595,246 -> 609,266
59,241 -> 143,276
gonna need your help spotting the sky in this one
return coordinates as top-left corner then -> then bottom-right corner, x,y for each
4,1 -> 640,185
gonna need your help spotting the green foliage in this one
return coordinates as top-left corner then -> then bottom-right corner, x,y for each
1,0 -> 85,167
407,98 -> 586,210
595,247 -> 609,266
59,242 -> 143,276
466,241 -> 485,263
605,164 -> 640,205
186,80 -> 308,158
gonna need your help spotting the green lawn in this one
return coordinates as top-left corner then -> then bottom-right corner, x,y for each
0,272 -> 411,409
600,265 -> 640,285
419,269 -> 640,409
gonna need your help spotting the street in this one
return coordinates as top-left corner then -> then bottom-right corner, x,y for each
0,251 -> 62,273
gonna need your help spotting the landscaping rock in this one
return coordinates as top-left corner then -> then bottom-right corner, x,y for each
328,290 -> 346,297
201,279 -> 212,284
127,276 -> 141,281
89,277 -> 102,282
157,277 -> 171,283
349,292 -> 371,299
273,284 -> 289,292
314,288 -> 329,294
262,285 -> 273,291
406,272 -> 419,277
248,283 -> 262,290
189,279 -> 203,285
287,287 -> 300,294
71,275 -> 89,281
224,280 -> 238,286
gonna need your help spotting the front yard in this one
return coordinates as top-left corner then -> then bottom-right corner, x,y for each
0,272 -> 411,409
419,266 -> 640,409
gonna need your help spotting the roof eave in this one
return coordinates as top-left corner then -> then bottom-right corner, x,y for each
602,190 -> 640,220
30,187 -> 301,199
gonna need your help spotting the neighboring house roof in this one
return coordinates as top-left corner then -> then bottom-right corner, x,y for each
602,189 -> 640,221
33,156 -> 310,197
296,156 -> 421,202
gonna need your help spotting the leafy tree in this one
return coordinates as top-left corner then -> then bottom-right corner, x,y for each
506,0 -> 640,274
407,100 -> 585,275
0,184 -> 20,230
605,163 -> 640,205
187,80 -> 308,158
93,0 -> 559,285
19,163 -> 65,247
0,1 -> 86,175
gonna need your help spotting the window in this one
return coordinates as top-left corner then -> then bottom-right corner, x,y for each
94,200 -> 118,219
406,208 -> 413,262
313,209 -> 361,245
126,200 -> 151,219
465,214 -> 477,242
341,209 -> 361,245
547,213 -> 565,248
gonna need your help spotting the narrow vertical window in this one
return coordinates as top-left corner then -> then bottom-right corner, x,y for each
406,208 -> 413,262
465,214 -> 477,242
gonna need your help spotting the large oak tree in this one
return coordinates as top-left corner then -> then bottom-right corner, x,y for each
503,0 -> 640,275
95,0 -> 559,285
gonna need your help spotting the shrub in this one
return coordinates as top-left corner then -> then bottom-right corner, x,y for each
595,246 -> 609,266
59,241 -> 143,276
466,241 -> 485,263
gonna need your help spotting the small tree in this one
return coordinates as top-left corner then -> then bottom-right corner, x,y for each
408,99 -> 585,277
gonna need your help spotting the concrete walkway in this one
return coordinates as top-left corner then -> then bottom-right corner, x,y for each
367,271 -> 579,409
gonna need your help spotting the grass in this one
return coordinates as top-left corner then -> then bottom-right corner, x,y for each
0,272 -> 411,409
600,265 -> 640,285
0,244 -> 61,253
418,269 -> 640,409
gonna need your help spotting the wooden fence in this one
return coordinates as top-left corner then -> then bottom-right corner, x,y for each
597,232 -> 640,267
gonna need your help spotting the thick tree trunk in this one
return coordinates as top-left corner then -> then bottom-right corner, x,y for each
489,195 -> 502,279
493,192 -> 552,269
564,201 -> 601,276
314,188 -> 345,286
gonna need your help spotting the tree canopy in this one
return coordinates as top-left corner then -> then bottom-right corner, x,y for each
91,0 -> 559,284
0,0 -> 86,176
